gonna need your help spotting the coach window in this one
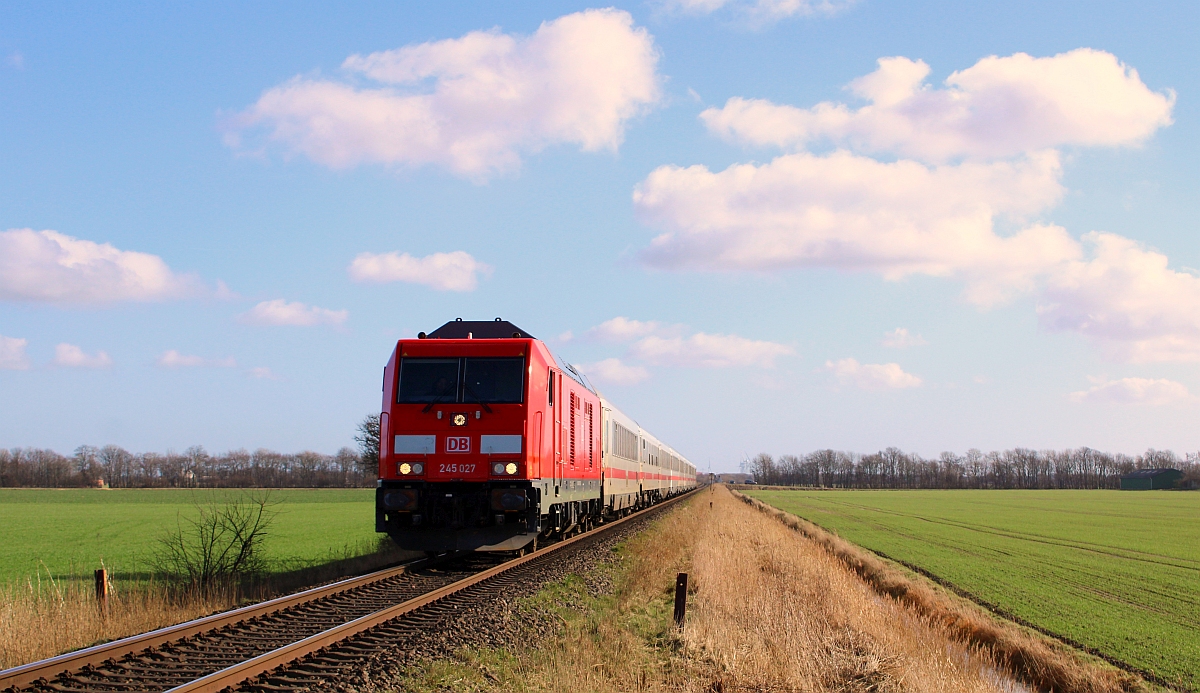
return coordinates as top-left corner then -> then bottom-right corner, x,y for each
397,358 -> 459,403
462,357 -> 525,403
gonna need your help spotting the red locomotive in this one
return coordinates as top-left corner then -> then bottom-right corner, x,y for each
375,319 -> 696,553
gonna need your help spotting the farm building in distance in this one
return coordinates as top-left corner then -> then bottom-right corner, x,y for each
1119,468 -> 1183,490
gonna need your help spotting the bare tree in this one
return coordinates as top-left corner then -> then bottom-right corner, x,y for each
152,491 -> 277,591
99,445 -> 134,487
334,447 -> 359,486
355,414 -> 380,477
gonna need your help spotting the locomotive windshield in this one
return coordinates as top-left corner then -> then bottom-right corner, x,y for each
397,358 -> 460,403
463,358 -> 524,403
397,357 -> 524,404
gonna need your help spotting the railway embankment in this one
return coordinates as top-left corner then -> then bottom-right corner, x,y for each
383,485 -> 1038,693
730,487 -> 1157,693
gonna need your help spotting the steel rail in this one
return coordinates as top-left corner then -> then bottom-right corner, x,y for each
0,553 -> 457,691
166,489 -> 697,693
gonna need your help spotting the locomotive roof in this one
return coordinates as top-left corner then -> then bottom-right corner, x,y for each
554,353 -> 597,395
426,318 -> 535,340
422,318 -> 597,395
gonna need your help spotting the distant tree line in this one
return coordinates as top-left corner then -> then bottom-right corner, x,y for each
745,447 -> 1200,490
0,415 -> 383,489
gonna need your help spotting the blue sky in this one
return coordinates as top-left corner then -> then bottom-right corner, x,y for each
2,1 -> 1198,471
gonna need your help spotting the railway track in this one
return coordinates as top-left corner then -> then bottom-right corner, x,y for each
2,490 -> 695,693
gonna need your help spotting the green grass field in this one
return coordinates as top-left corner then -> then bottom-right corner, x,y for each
746,489 -> 1200,690
0,488 -> 379,584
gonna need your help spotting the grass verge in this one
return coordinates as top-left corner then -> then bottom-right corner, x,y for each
740,487 -> 1198,691
731,487 -> 1158,693
0,538 -> 418,670
391,486 -> 1022,692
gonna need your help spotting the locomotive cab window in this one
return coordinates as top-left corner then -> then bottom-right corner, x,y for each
463,358 -> 524,403
397,357 -> 525,404
397,358 -> 460,403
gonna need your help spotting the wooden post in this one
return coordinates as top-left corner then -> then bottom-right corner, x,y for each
673,572 -> 688,627
94,568 -> 108,614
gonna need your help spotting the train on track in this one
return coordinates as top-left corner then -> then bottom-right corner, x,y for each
375,318 -> 697,553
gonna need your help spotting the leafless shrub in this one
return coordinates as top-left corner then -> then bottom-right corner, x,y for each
151,491 -> 277,591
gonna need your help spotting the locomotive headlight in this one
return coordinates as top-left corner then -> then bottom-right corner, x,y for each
505,462 -> 518,475
492,462 -> 505,475
412,462 -> 424,475
399,463 -> 412,475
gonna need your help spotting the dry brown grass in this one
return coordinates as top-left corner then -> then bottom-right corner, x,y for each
0,543 -> 420,671
408,487 -> 1030,693
682,485 -> 1017,692
729,486 -> 1153,693
0,573 -> 234,670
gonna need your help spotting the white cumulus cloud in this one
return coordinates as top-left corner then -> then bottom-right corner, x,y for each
578,317 -> 792,370
238,299 -> 348,327
640,47 -> 1189,359
1038,233 -> 1200,363
157,351 -> 237,369
634,149 -> 1077,306
227,9 -> 660,179
584,316 -> 663,342
1069,377 -> 1192,406
701,49 -> 1173,162
54,343 -> 112,368
0,229 -> 203,305
578,358 -> 651,386
0,335 -> 30,370
629,332 -> 793,368
825,357 -> 921,389
882,328 -> 927,348
348,251 -> 490,292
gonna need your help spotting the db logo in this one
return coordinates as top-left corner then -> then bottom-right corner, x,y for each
445,436 -> 470,453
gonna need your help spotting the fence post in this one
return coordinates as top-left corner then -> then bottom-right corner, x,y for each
94,568 -> 108,614
673,572 -> 688,627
